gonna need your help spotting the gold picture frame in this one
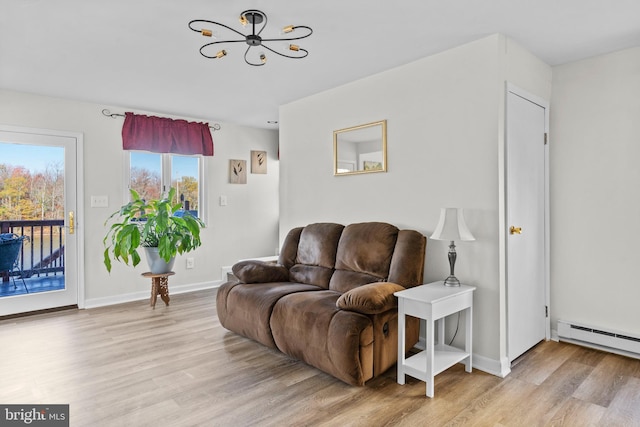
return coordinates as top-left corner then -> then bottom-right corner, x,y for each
333,120 -> 387,175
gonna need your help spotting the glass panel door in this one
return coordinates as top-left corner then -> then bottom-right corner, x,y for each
0,126 -> 79,316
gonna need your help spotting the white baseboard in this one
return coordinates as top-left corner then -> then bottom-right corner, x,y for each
83,280 -> 222,309
414,337 -> 508,377
474,354 -> 511,378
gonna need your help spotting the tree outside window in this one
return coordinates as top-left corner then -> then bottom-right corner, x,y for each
171,155 -> 199,214
0,143 -> 64,221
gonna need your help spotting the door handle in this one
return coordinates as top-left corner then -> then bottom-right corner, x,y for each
510,226 -> 522,235
69,211 -> 75,235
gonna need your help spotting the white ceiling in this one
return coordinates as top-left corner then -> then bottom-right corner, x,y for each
1,0 -> 639,129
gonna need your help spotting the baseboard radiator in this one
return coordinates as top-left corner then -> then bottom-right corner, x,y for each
557,320 -> 640,359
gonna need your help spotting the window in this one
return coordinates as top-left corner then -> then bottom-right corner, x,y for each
127,151 -> 206,222
171,155 -> 200,216
129,152 -> 162,201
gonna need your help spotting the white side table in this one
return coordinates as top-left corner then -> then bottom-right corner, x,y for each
395,281 -> 476,397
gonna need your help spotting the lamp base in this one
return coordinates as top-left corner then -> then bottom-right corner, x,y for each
443,275 -> 461,287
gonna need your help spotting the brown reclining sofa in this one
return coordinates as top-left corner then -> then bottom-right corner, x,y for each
216,222 -> 426,386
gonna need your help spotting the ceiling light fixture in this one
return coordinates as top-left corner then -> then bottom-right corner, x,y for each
188,9 -> 312,67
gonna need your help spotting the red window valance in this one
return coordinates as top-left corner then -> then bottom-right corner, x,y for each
122,112 -> 214,156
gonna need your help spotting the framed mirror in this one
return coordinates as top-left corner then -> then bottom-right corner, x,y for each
333,120 -> 387,175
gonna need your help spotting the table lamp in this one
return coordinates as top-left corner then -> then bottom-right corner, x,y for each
430,208 -> 475,286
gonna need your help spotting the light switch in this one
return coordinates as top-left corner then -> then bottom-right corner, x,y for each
91,195 -> 109,208
219,195 -> 228,206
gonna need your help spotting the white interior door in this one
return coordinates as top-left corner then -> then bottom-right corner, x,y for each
0,125 -> 82,316
506,86 -> 549,362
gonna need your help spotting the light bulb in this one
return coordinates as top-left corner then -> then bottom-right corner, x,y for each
216,50 -> 227,59
289,44 -> 300,52
282,25 -> 294,34
260,53 -> 267,64
201,29 -> 213,37
239,15 -> 248,26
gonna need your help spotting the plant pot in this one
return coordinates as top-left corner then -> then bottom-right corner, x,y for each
143,247 -> 176,274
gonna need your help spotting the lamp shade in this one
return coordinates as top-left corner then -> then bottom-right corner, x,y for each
430,208 -> 475,241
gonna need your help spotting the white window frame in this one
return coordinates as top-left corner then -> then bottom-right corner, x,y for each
124,151 -> 208,224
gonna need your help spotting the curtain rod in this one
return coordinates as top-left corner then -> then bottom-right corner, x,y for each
101,109 -> 221,131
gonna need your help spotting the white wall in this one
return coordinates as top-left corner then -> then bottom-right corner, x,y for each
280,34 -> 550,370
0,89 -> 280,306
550,47 -> 640,335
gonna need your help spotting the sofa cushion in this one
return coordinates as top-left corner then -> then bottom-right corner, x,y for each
288,223 -> 344,288
278,227 -> 303,269
296,223 -> 344,267
288,265 -> 334,289
216,281 -> 322,348
388,229 -> 428,287
336,282 -> 405,314
329,222 -> 398,293
232,260 -> 289,283
271,290 -> 374,386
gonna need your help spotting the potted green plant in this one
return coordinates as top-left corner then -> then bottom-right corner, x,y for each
103,188 -> 205,274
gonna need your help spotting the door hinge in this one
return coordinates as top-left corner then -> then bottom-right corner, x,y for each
545,305 -> 549,318
544,133 -> 548,145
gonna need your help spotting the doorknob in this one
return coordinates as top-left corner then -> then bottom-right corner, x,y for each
510,226 -> 522,235
69,211 -> 75,235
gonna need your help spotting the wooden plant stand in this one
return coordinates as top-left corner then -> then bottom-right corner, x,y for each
142,271 -> 175,308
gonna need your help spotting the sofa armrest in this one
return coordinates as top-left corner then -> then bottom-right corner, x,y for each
232,260 -> 289,284
336,282 -> 406,314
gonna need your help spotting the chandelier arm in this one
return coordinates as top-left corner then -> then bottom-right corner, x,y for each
243,46 -> 265,67
188,19 -> 248,39
261,44 -> 309,60
199,39 -> 247,58
261,26 -> 313,43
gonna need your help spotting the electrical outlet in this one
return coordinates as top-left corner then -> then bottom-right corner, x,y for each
186,257 -> 195,269
90,195 -> 109,208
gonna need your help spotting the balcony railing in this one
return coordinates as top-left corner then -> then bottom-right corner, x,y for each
0,220 -> 65,282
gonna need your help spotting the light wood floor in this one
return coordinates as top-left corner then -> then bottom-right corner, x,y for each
1,289 -> 639,426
